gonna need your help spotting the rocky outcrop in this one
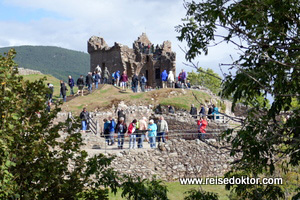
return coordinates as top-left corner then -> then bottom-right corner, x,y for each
107,139 -> 234,181
17,67 -> 42,75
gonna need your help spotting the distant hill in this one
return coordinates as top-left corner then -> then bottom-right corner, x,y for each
0,46 -> 89,81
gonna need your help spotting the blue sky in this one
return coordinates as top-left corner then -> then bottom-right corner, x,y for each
0,0 -> 237,76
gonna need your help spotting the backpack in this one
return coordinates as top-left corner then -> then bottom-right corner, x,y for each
140,76 -> 147,84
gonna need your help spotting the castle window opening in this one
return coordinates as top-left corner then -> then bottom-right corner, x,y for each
155,68 -> 160,80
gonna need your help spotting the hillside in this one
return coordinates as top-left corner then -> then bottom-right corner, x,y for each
60,84 -> 217,114
0,46 -> 89,81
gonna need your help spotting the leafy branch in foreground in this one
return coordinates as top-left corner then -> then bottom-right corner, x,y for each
177,0 -> 300,199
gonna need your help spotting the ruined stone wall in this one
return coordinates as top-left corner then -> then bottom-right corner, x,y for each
88,33 -> 176,88
17,67 -> 43,75
108,139 -> 233,181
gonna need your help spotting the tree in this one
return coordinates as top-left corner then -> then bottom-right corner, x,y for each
177,0 -> 300,199
0,49 -> 171,199
0,49 -> 120,199
187,67 -> 222,94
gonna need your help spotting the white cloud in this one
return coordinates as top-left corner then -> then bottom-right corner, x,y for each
0,0 -> 237,76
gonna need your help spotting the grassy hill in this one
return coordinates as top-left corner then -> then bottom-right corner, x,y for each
61,84 -> 213,114
0,46 -> 89,82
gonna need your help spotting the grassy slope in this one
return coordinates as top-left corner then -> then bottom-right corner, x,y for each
22,74 -> 77,98
108,182 -> 229,200
0,46 -> 89,82
61,85 -> 212,114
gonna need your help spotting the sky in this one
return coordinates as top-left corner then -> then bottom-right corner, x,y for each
0,0 -> 237,77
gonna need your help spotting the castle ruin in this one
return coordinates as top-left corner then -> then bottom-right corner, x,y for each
87,33 -> 176,88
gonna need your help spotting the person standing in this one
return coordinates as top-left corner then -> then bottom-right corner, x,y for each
47,83 -> 54,102
60,80 -> 67,102
103,67 -> 110,84
108,116 -> 116,146
167,71 -> 175,88
120,71 -> 128,91
111,72 -> 115,85
117,109 -> 126,123
190,104 -> 197,118
197,116 -> 208,139
199,104 -> 206,118
103,118 -> 110,145
115,117 -> 127,149
132,73 -> 139,93
76,75 -> 85,96
94,72 -> 101,89
68,75 -> 75,96
114,71 -> 120,87
148,119 -> 157,149
157,116 -> 168,143
137,117 -> 148,148
211,104 -> 220,120
95,65 -> 101,74
140,74 -> 147,92
207,105 -> 213,120
80,108 -> 89,133
180,69 -> 187,88
128,119 -> 137,149
161,70 -> 168,88
86,72 -> 93,92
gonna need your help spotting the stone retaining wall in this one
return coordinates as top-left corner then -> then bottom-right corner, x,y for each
107,139 -> 234,181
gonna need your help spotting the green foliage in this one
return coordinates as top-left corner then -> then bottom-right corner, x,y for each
121,176 -> 169,200
187,67 -> 222,94
184,188 -> 219,200
177,0 -> 300,199
0,49 -> 119,199
0,46 -> 89,81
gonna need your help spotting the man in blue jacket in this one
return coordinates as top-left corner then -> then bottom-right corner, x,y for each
161,70 -> 168,88
108,116 -> 116,146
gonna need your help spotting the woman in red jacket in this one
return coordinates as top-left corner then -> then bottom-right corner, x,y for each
197,116 -> 208,139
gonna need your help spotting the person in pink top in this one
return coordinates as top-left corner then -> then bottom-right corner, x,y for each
120,71 -> 128,91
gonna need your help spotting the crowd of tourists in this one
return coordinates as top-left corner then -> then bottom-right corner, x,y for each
46,67 -> 192,105
80,108 -> 169,149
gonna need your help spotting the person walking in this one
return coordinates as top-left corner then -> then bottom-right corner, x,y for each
190,104 -> 197,118
161,70 -> 168,88
115,117 -> 127,149
132,73 -> 139,93
148,119 -> 157,148
60,80 -> 67,102
128,119 -> 137,149
140,74 -> 147,92
108,116 -> 116,146
80,108 -> 89,133
167,71 -> 175,88
68,75 -> 75,96
120,71 -> 128,91
76,75 -> 85,96
137,117 -> 148,148
157,116 -> 168,143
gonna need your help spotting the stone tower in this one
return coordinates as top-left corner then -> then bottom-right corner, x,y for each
87,33 -> 176,87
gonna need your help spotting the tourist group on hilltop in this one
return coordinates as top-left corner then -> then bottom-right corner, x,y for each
46,67 -> 191,104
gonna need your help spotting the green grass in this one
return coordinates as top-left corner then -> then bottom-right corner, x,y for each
22,74 -> 78,98
130,93 -> 145,99
108,182 -> 229,200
